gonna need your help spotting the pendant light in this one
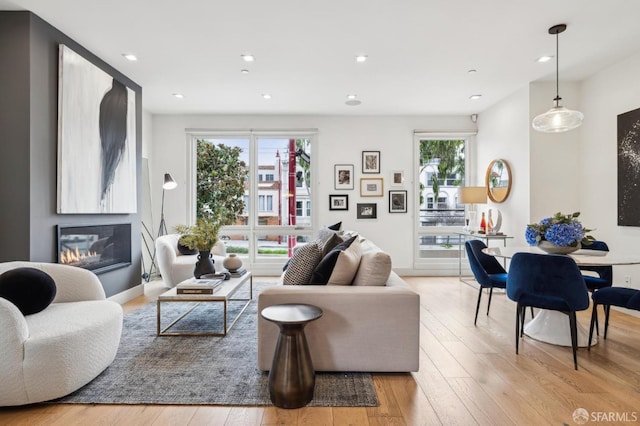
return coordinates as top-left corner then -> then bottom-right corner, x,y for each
532,24 -> 584,133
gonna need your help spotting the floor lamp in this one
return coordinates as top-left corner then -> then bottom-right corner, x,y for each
458,186 -> 487,232
147,173 -> 177,283
157,173 -> 177,238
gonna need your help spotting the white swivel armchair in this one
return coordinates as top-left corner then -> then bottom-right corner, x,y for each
0,261 -> 123,406
155,234 -> 227,287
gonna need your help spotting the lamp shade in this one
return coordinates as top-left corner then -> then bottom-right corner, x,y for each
532,103 -> 584,133
163,173 -> 177,190
458,186 -> 487,204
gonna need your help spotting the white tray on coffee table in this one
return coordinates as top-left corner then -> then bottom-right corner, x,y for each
157,272 -> 252,336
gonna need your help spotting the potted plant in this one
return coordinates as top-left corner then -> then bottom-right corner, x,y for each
176,141 -> 249,278
175,218 -> 223,278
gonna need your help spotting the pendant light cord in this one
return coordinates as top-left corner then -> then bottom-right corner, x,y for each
555,30 -> 560,103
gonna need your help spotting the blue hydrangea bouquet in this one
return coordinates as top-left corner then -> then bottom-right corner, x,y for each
526,212 -> 594,249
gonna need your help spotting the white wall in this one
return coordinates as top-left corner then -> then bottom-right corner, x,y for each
147,114 -> 476,271
475,86 -> 531,245
529,81 -> 582,221
580,51 -> 640,293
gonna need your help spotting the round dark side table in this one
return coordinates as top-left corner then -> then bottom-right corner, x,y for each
260,303 -> 323,409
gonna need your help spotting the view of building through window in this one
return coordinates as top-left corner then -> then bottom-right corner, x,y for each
194,136 -> 313,262
417,138 -> 467,261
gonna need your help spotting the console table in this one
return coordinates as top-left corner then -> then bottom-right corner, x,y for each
456,232 -> 513,285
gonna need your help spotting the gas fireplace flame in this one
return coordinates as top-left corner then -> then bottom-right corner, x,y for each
60,247 -> 99,265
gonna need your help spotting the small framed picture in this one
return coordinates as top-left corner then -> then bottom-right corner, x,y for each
334,164 -> 354,190
391,170 -> 404,186
357,203 -> 377,219
329,194 -> 349,211
362,151 -> 381,174
360,178 -> 384,197
389,190 -> 407,213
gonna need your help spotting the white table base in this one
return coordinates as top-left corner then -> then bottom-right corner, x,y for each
523,310 -> 597,347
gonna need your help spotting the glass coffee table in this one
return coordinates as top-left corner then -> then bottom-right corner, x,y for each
156,272 -> 252,336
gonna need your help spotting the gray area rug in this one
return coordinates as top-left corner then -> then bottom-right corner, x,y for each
57,281 -> 378,406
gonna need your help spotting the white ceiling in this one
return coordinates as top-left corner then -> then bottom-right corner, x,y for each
2,0 -> 640,116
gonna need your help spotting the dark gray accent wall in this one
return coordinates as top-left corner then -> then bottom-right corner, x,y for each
0,11 -> 142,297
0,13 -> 31,262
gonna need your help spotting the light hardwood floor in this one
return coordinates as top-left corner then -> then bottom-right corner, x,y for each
2,276 -> 639,425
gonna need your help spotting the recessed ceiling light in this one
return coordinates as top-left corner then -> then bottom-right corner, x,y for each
469,94 -> 482,100
467,69 -> 477,74
536,55 -> 553,63
241,54 -> 255,62
172,93 -> 184,99
346,94 -> 357,100
122,53 -> 137,61
262,93 -> 271,100
355,55 -> 368,63
240,69 -> 250,74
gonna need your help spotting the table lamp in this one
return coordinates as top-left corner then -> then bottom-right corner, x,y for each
458,186 -> 487,232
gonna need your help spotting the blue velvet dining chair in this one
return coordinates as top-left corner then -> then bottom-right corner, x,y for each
506,252 -> 590,370
579,240 -> 612,335
588,287 -> 640,349
579,241 -> 612,290
465,240 -> 508,325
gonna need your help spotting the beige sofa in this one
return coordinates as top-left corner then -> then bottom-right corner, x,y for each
257,237 -> 420,372
155,234 -> 227,287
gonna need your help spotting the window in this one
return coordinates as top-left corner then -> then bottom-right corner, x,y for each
189,131 -> 316,272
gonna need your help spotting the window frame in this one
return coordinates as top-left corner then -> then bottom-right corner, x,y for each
186,129 -> 318,273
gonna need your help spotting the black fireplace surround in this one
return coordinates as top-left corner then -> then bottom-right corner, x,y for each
57,223 -> 131,274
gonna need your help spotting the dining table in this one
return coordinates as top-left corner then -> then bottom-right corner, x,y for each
482,245 -> 640,347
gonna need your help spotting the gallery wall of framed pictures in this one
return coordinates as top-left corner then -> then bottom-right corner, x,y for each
329,150 -> 407,219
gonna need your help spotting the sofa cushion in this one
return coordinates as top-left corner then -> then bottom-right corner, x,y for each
0,267 -> 57,315
282,242 -> 323,285
310,236 -> 361,285
352,251 -> 392,286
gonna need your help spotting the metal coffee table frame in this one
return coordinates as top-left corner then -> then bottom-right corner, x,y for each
157,272 -> 252,336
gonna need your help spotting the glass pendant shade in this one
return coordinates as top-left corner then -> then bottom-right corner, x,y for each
532,99 -> 584,133
532,23 -> 583,133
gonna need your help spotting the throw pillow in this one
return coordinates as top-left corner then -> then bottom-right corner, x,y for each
310,235 -> 360,285
319,233 -> 345,257
282,242 -> 323,285
327,238 -> 362,285
316,223 -> 344,242
352,251 -> 392,286
0,267 -> 57,315
327,221 -> 342,231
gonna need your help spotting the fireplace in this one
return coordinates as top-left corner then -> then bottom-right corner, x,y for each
57,223 -> 131,274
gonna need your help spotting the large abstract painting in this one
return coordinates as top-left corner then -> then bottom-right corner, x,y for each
618,107 -> 640,226
57,44 -> 137,213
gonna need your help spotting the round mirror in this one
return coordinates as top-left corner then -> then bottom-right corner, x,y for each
485,159 -> 511,203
